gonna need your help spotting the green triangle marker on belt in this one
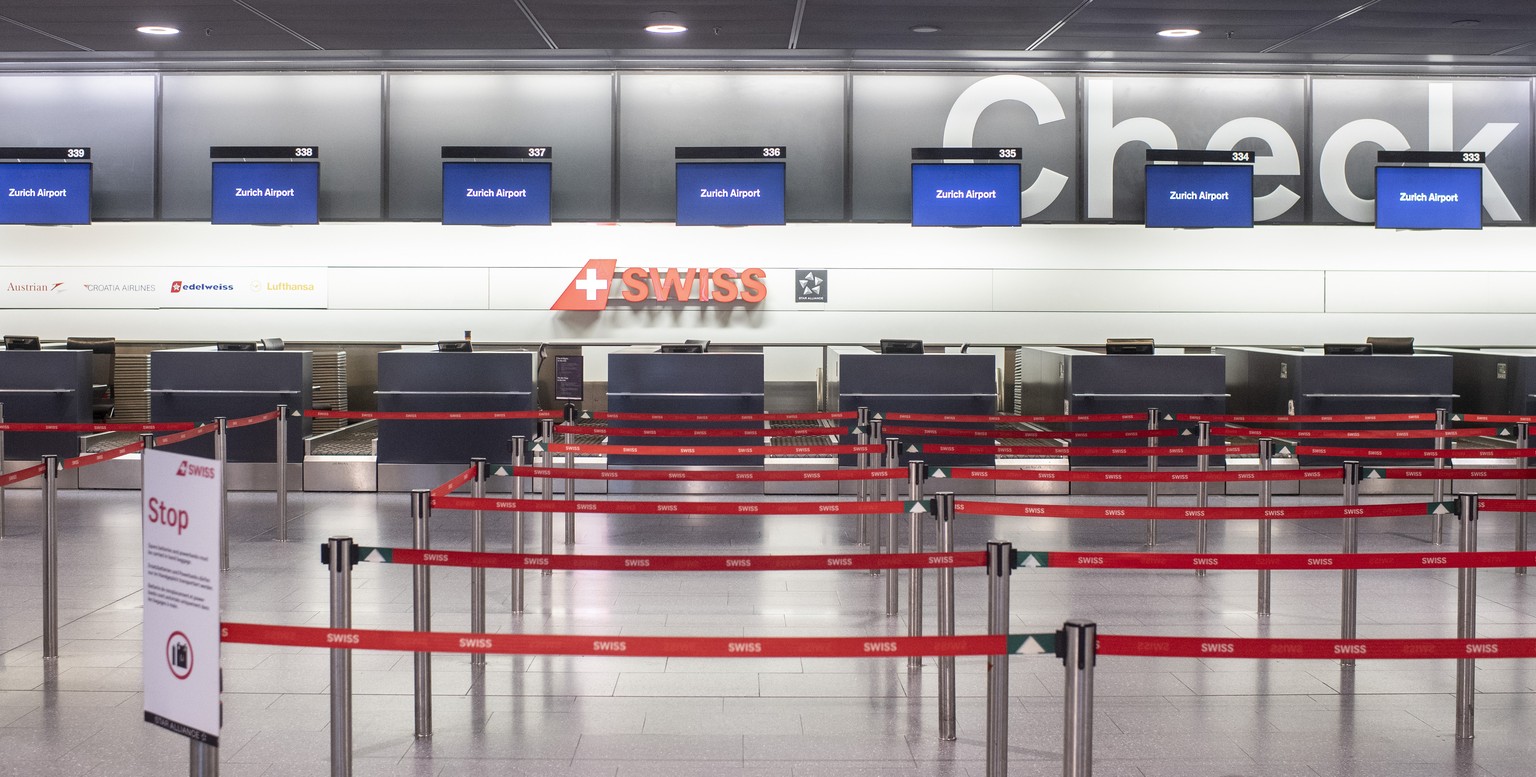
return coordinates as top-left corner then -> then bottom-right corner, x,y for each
491,466 -> 513,477
1363,467 -> 1386,479
905,444 -> 922,454
361,547 -> 393,564
1452,413 -> 1464,422
905,500 -> 931,515
532,443 -> 547,453
1015,552 -> 1047,569
1500,427 -> 1514,437
1430,501 -> 1457,515
929,467 -> 950,479
1007,633 -> 1056,655
1163,413 -> 1175,421
580,411 -> 592,420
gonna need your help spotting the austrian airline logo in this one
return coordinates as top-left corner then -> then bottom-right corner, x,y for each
551,259 -> 767,311
6,282 -> 63,293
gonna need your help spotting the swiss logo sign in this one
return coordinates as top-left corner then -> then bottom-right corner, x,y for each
551,259 -> 767,311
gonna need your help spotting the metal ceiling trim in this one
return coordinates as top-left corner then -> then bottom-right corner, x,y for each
1026,0 -> 1094,52
512,0 -> 559,51
1260,0 -> 1386,55
0,13 -> 93,52
231,0 -> 325,52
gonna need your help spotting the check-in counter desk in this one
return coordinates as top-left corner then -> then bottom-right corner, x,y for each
832,347 -> 996,467
607,347 -> 764,468
1425,348 -> 1536,417
149,347 -> 311,488
1218,347 -> 1453,465
0,349 -> 91,486
375,348 -> 536,490
1015,347 -> 1224,468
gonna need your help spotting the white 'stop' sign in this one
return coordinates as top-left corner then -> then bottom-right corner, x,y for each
141,448 -> 222,744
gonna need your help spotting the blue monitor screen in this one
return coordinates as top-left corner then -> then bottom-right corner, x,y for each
441,162 -> 552,225
0,163 -> 91,225
1144,164 -> 1254,228
910,163 -> 1021,227
675,162 -> 785,226
211,162 -> 319,225
1375,166 -> 1482,230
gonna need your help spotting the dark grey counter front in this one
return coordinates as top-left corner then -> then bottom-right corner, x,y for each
0,349 -> 91,460
1426,348 -> 1536,418
835,349 -> 996,466
376,349 -> 536,465
607,349 -> 765,467
150,347 -> 311,462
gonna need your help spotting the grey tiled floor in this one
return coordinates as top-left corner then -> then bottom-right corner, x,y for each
0,486 -> 1532,776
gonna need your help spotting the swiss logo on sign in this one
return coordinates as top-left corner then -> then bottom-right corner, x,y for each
550,259 -> 619,311
551,259 -> 768,311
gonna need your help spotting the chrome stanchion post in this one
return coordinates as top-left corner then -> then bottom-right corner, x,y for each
189,740 -> 218,777
934,492 -> 957,741
885,436 -> 901,615
1517,422 -> 1529,576
1146,408 -> 1159,547
1433,408 -> 1448,545
275,404 -> 289,542
1061,619 -> 1097,777
563,403 -> 576,548
1340,460 -> 1361,668
509,436 -> 527,614
1195,421 -> 1211,575
410,489 -> 433,738
42,455 -> 58,660
1257,437 -> 1274,617
539,418 -> 554,576
867,417 -> 883,564
469,457 -> 487,668
854,407 -> 870,546
906,460 -> 926,669
1456,493 -> 1479,740
0,403 -> 6,537
216,417 -> 230,571
327,536 -> 356,777
985,540 -> 1012,777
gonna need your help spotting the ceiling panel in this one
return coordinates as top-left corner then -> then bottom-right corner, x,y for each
0,0 -> 1531,65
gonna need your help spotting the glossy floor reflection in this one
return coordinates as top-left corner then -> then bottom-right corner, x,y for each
0,486 -> 1532,776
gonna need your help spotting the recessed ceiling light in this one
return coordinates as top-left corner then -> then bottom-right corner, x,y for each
910,24 -> 941,33
136,25 -> 180,35
1156,28 -> 1201,38
644,23 -> 687,34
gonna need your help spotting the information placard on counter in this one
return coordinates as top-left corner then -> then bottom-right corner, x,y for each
141,448 -> 222,745
0,163 -> 91,225
675,162 -> 785,226
555,354 -> 584,401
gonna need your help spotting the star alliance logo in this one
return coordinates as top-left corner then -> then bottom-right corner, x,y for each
795,270 -> 827,303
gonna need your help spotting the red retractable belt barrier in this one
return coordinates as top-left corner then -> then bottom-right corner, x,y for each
431,495 -> 907,516
1479,498 -> 1536,513
0,463 -> 46,488
1175,413 -> 1437,424
64,442 -> 145,470
1211,426 -> 1499,439
0,421 -> 195,433
955,499 -> 1447,521
430,466 -> 478,498
1456,414 -> 1536,423
219,622 -> 1004,658
1032,549 -> 1536,571
1366,467 -> 1536,480
550,443 -> 882,456
913,443 -> 1253,457
588,411 -> 857,422
153,423 -> 219,446
372,546 -> 986,571
305,409 -> 561,420
226,409 -> 282,429
1299,446 -> 1536,460
1097,634 -> 1536,660
884,425 -> 1180,440
879,412 -> 1145,424
935,467 -> 1335,483
506,465 -> 904,482
555,425 -> 848,438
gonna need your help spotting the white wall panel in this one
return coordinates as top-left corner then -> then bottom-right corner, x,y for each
327,267 -> 488,310
1325,271 -> 1536,314
990,270 -> 1324,313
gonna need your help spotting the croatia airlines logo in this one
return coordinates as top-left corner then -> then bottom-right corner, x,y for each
551,259 -> 768,311
551,259 -> 619,311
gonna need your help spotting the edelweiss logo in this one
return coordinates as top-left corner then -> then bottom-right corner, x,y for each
170,281 -> 234,293
6,282 -> 64,293
175,461 -> 217,479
